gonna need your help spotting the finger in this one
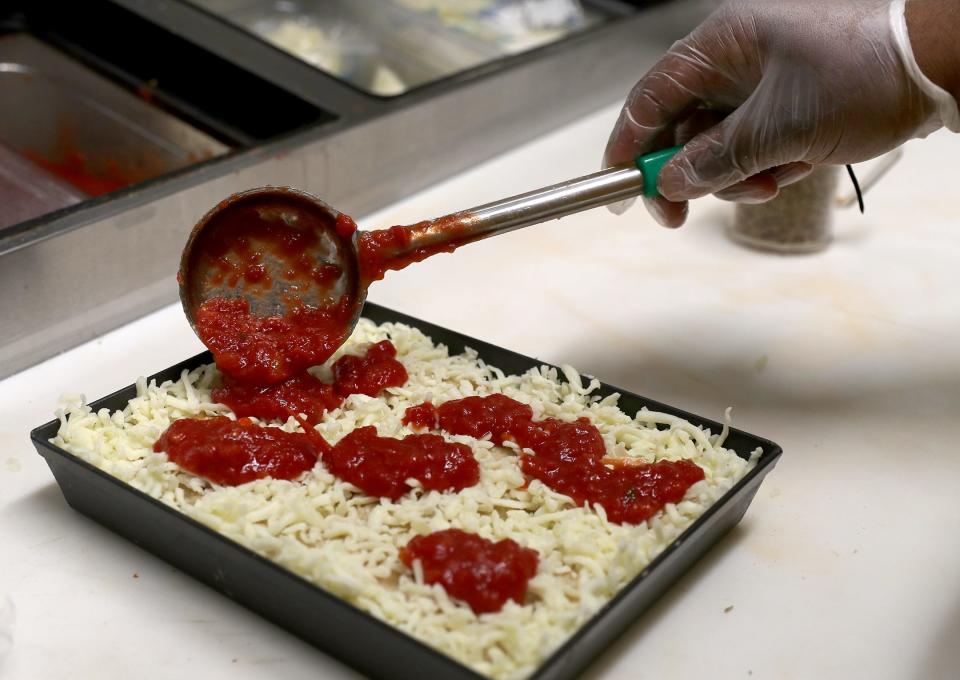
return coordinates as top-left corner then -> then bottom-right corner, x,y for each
605,128 -> 672,216
658,89 -> 791,201
658,76 -> 818,201
657,112 -> 750,200
605,109 -> 726,217
668,111 -> 803,203
714,173 -> 779,203
603,47 -> 715,168
675,107 -> 726,144
643,195 -> 688,229
770,162 -> 814,188
704,162 -> 813,204
711,162 -> 814,203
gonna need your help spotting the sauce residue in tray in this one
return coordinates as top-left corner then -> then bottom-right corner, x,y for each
23,149 -> 128,196
21,125 -> 157,197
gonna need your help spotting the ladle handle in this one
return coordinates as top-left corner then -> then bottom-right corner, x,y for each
396,147 -> 681,253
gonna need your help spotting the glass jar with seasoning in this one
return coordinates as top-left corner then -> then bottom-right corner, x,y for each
727,165 -> 840,254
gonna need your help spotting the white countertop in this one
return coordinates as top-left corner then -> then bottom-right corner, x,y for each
2,103 -> 959,680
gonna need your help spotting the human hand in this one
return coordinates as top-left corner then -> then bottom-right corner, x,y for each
604,0 -> 955,227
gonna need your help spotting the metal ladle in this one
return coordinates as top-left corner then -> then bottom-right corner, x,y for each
179,147 -> 680,344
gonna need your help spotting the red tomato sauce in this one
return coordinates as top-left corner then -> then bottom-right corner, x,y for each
161,340 -> 425,487
404,394 -> 705,525
190,196 -> 362,385
211,340 -> 407,427
401,401 -> 439,430
212,372 -> 343,426
356,214 -> 474,284
195,297 -> 353,385
192,197 -> 471,388
153,416 -> 318,485
325,426 -> 479,500
332,339 -> 409,397
24,149 -> 130,197
200,207 -> 353,293
400,528 -> 538,614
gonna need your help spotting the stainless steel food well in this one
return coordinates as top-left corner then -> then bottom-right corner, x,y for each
0,34 -> 228,195
185,0 -> 605,96
0,140 -> 86,230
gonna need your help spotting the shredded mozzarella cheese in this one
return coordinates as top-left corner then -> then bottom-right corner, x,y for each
53,319 -> 758,679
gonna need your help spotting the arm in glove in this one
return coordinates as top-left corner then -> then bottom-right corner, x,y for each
604,0 -> 960,227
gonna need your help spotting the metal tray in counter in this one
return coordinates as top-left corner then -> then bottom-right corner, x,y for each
30,302 -> 783,680
185,0 -> 606,97
0,140 -> 86,230
0,34 -> 229,208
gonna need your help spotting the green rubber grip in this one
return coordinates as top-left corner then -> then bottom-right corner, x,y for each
636,146 -> 682,198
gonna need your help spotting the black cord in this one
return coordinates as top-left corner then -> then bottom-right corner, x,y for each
846,164 -> 865,214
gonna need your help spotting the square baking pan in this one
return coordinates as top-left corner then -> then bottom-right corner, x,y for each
30,302 -> 783,680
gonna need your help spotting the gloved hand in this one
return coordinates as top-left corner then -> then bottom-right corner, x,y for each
604,0 -> 958,227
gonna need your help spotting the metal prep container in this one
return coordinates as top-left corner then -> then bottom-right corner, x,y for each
186,0 -> 606,97
30,302 -> 783,680
0,32 -> 229,218
0,140 -> 86,229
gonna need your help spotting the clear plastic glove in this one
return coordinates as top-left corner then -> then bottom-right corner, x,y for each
603,0 -> 950,227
